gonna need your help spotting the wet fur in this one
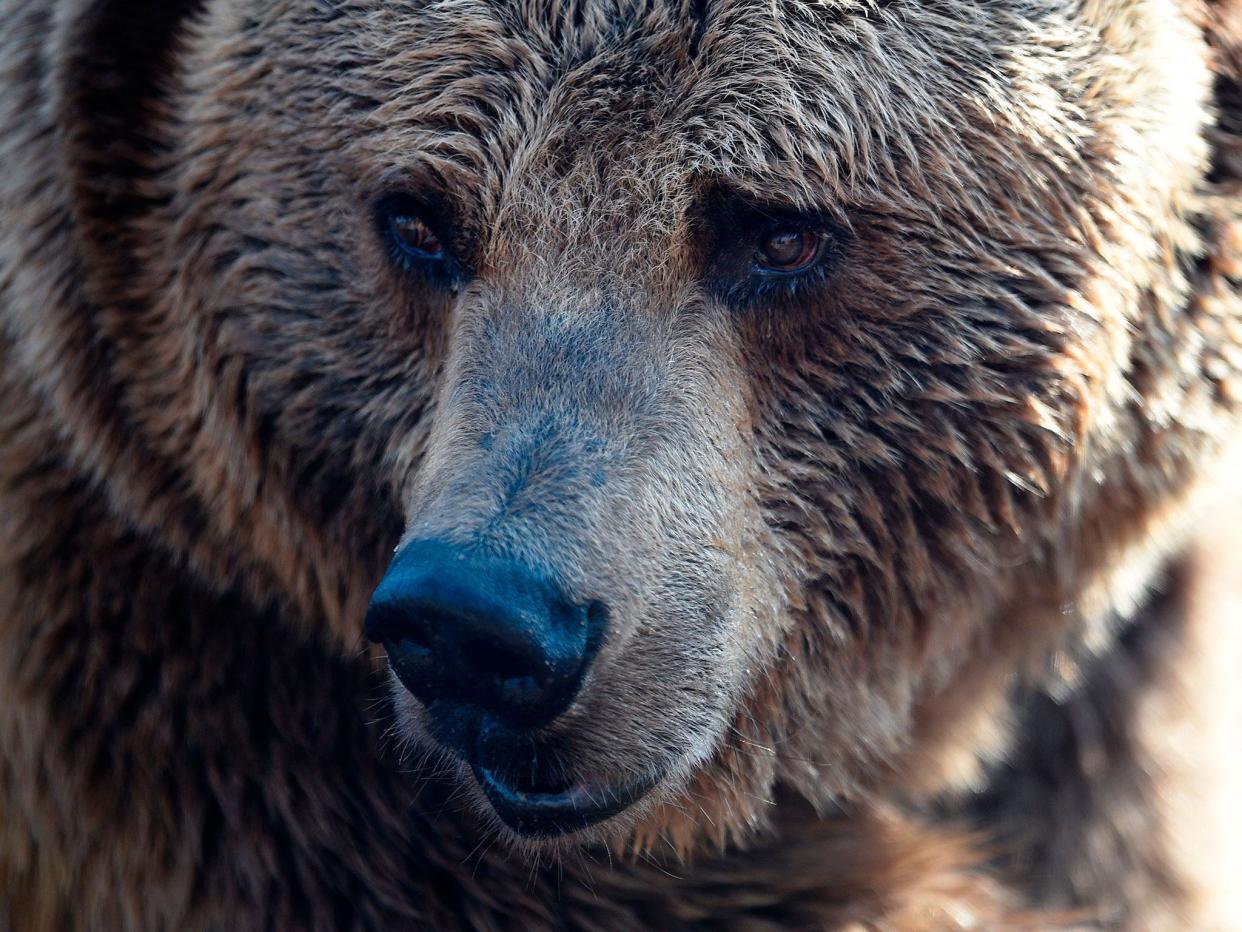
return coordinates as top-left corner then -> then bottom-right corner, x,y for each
3,0 -> 1242,928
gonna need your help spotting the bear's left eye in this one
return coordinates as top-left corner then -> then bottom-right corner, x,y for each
755,227 -> 825,275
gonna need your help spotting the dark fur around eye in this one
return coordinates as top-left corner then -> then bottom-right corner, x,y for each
704,195 -> 848,307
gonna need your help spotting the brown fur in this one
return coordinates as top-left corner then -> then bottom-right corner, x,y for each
2,0 -> 1242,928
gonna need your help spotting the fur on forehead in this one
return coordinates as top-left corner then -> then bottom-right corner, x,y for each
146,0 -> 1197,257
232,0 -> 1092,220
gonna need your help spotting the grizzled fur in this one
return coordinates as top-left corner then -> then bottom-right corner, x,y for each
3,0 -> 1242,928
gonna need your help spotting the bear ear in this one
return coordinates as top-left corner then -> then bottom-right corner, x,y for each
55,0 -> 202,268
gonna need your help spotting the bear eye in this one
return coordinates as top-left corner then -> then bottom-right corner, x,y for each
704,194 -> 845,306
387,212 -> 444,260
755,227 -> 825,275
374,193 -> 468,287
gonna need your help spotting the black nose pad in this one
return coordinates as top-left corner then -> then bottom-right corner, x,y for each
364,540 -> 606,730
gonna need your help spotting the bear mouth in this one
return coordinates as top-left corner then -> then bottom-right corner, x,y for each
413,699 -> 669,837
472,764 -> 664,837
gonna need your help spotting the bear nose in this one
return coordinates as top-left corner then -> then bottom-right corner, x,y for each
364,540 -> 605,730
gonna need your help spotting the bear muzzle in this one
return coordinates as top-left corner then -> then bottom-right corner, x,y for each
365,538 -> 655,835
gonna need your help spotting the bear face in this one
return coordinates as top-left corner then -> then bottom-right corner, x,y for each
34,0 -> 1225,854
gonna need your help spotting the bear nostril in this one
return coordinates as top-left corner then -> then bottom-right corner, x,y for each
498,675 -> 545,717
466,635 -> 545,683
363,596 -> 432,649
383,637 -> 438,698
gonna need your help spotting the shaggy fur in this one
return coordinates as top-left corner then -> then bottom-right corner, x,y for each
2,0 -> 1242,927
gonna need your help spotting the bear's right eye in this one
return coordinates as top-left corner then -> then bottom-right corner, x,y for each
388,212 -> 444,260
374,193 -> 465,287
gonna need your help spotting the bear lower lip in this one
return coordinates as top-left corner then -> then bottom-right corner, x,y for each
473,765 -> 660,837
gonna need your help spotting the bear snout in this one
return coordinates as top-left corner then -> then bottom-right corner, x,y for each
364,538 -> 608,732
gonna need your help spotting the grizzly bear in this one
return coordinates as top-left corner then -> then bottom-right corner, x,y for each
3,0 -> 1242,927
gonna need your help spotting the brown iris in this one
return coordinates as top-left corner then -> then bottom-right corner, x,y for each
389,213 -> 444,258
756,227 -> 822,273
